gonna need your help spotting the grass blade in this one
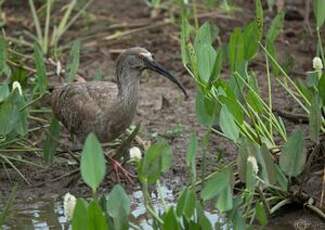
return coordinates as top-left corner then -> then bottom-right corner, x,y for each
65,40 -> 80,82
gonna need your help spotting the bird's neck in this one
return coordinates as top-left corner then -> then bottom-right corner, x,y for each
116,67 -> 140,109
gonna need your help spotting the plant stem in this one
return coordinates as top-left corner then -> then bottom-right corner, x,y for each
142,180 -> 164,225
317,28 -> 325,64
29,0 -> 43,44
192,0 -> 199,30
265,53 -> 273,137
260,43 -> 311,107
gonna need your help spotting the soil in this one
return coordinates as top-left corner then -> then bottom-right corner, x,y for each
0,0 -> 324,229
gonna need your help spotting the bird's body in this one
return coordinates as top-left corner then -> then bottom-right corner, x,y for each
51,47 -> 187,143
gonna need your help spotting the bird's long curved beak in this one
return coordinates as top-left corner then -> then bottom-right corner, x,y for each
144,58 -> 188,99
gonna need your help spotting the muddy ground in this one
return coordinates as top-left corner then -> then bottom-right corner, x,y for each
0,0 -> 324,228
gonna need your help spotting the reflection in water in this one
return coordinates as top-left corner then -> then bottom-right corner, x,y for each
2,185 -> 225,229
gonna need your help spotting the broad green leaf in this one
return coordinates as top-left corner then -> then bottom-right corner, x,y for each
243,21 -> 259,60
266,11 -> 284,43
228,28 -> 245,73
162,207 -> 180,230
255,0 -> 264,40
279,129 -> 306,177
194,22 -> 218,49
313,0 -> 325,28
197,44 -> 217,82
195,90 -> 219,126
106,184 -> 130,218
215,185 -> 233,212
0,84 -> 9,102
219,95 -> 244,124
219,105 -> 239,142
0,99 -> 19,136
275,164 -> 288,191
237,138 -> 259,182
186,133 -> 197,182
33,43 -> 48,94
80,133 -> 106,193
255,202 -> 268,226
256,145 -> 276,185
208,48 -> 224,84
72,199 -> 89,230
88,201 -> 108,230
201,167 -> 232,201
176,188 -> 196,219
246,90 -> 264,113
139,140 -> 172,184
309,93 -> 321,143
66,40 -> 80,82
43,118 -> 61,163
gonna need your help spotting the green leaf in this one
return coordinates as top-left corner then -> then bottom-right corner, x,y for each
139,139 -> 172,184
313,0 -> 325,28
106,184 -> 130,218
33,43 -> 48,94
66,40 -> 80,83
237,138 -> 259,182
255,202 -> 268,226
176,188 -> 196,219
0,98 -> 19,136
279,129 -> 306,177
219,105 -> 239,143
228,28 -> 245,73
275,164 -> 288,191
72,199 -> 89,230
243,21 -> 259,60
219,95 -> 244,124
208,48 -> 224,84
194,22 -> 217,49
186,133 -> 197,182
197,44 -> 217,82
215,185 -> 233,212
201,167 -> 232,201
266,11 -> 284,43
309,93 -> 321,143
162,207 -> 180,230
88,200 -> 108,230
0,84 -> 9,102
43,118 -> 61,163
195,90 -> 219,126
80,133 -> 106,193
256,145 -> 276,185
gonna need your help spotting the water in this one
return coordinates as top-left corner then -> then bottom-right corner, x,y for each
1,185 -> 224,230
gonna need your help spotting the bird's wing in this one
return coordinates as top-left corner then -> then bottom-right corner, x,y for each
51,81 -> 117,139
84,81 -> 118,109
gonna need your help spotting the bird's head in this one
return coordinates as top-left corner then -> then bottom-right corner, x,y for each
116,47 -> 188,98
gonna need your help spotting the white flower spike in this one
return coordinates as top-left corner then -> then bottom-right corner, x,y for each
129,146 -> 142,161
313,57 -> 323,70
12,81 -> 23,95
247,155 -> 258,175
63,192 -> 77,221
